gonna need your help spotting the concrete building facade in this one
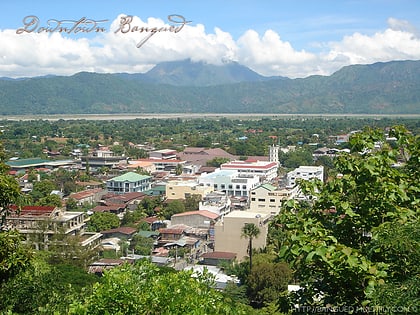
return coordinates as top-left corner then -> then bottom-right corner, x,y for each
214,210 -> 271,261
198,169 -> 260,197
220,159 -> 279,183
286,165 -> 324,188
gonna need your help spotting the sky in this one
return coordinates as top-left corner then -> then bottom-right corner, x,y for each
0,0 -> 419,78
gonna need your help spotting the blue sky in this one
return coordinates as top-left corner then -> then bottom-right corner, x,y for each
1,0 -> 419,78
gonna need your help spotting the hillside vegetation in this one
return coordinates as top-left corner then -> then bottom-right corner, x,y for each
0,60 -> 419,115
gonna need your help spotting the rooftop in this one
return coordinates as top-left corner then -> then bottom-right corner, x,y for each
172,210 -> 219,220
107,172 -> 151,182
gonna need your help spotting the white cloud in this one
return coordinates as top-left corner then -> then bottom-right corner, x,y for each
0,15 -> 419,79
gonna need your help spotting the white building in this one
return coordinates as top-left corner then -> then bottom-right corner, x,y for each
198,169 -> 260,197
199,191 -> 231,216
286,165 -> 324,188
220,159 -> 278,183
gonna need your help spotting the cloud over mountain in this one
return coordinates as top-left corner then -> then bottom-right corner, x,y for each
0,15 -> 419,79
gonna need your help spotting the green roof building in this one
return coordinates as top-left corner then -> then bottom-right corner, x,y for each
106,172 -> 152,194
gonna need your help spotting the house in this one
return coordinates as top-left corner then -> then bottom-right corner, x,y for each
127,160 -> 156,174
106,172 -> 152,194
100,226 -> 137,240
67,188 -> 106,206
220,159 -> 279,183
171,210 -> 220,229
102,191 -> 147,205
200,251 -> 237,266
88,258 -> 131,275
4,205 -> 102,250
158,225 -> 187,245
91,205 -> 126,216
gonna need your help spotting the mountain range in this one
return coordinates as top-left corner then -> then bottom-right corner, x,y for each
0,59 -> 419,115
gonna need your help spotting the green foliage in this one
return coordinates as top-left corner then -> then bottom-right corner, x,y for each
206,157 -> 231,167
129,235 -> 155,256
184,194 -> 202,211
69,260 -> 248,315
0,230 -> 32,283
87,212 -> 120,232
246,255 -> 292,308
0,255 -> 98,314
161,199 -> 185,220
30,180 -> 57,202
279,148 -> 314,169
37,193 -> 62,207
272,126 -> 420,309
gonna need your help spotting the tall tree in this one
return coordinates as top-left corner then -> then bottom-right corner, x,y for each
271,126 -> 420,310
241,223 -> 260,271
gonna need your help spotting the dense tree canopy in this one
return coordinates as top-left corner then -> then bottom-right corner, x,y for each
270,126 -> 420,311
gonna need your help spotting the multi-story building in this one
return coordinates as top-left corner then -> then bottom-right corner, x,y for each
149,149 -> 178,160
106,172 -> 152,194
214,210 -> 271,261
165,179 -> 214,200
220,159 -> 278,183
5,205 -> 101,250
199,191 -> 231,216
198,169 -> 260,197
249,184 -> 299,213
286,165 -> 324,188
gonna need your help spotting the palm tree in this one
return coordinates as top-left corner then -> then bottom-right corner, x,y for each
241,223 -> 260,270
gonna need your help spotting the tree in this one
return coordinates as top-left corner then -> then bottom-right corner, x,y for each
129,235 -> 155,255
272,126 -> 420,309
87,212 -> 120,232
161,199 -> 185,220
241,223 -> 260,271
30,180 -> 57,202
68,260 -> 249,315
246,254 -> 292,308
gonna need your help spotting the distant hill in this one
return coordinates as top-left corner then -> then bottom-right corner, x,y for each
0,59 -> 419,115
117,59 -> 278,86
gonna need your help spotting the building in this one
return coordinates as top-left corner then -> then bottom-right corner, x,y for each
171,210 -> 219,229
6,158 -> 76,172
269,144 -> 279,164
149,149 -> 178,160
67,188 -> 106,206
177,147 -> 237,169
286,165 -> 324,188
4,205 -> 101,250
127,160 -> 156,174
165,179 -> 214,200
106,172 -> 152,194
214,210 -> 271,261
81,149 -> 126,169
135,158 -> 186,173
249,184 -> 299,213
199,191 -> 231,216
220,159 -> 278,183
198,169 -> 260,197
